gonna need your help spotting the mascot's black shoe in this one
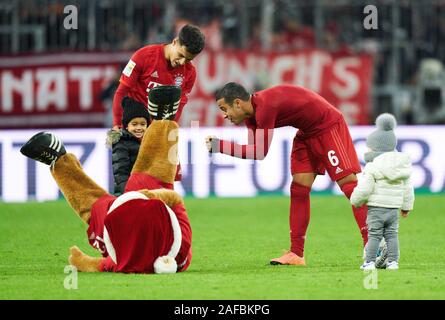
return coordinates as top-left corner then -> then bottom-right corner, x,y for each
148,85 -> 182,120
20,132 -> 66,165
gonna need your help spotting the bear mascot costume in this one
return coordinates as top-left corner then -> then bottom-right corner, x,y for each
20,86 -> 192,274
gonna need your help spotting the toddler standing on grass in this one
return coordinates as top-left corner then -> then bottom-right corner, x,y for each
351,113 -> 414,270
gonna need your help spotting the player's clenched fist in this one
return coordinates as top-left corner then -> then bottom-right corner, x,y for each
205,135 -> 219,153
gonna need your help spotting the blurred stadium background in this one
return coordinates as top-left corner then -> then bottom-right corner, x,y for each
0,0 -> 444,201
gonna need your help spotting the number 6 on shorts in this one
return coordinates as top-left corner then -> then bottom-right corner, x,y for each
328,150 -> 339,166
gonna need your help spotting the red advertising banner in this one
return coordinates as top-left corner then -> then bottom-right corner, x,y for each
0,50 -> 373,128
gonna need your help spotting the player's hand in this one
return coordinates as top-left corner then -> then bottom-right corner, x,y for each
112,125 -> 121,131
401,210 -> 409,218
205,135 -> 218,152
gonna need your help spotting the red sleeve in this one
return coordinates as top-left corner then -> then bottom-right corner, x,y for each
119,48 -> 145,88
100,256 -> 118,272
175,66 -> 196,121
112,48 -> 147,128
218,110 -> 276,160
112,82 -> 131,127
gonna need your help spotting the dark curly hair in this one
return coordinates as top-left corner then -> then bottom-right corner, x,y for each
178,24 -> 205,55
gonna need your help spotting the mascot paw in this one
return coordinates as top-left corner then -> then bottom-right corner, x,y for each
69,245 -> 82,257
68,245 -> 85,270
68,245 -> 102,272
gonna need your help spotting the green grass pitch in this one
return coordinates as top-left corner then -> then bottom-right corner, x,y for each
0,195 -> 444,300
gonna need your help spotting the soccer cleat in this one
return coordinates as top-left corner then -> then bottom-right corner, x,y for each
148,85 -> 182,120
386,261 -> 399,270
270,251 -> 306,266
20,132 -> 66,166
375,240 -> 388,269
363,238 -> 387,267
360,261 -> 376,270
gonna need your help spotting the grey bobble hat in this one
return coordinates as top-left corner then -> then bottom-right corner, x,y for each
364,113 -> 397,163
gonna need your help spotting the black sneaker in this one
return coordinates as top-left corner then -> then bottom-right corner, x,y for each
20,132 -> 66,165
148,85 -> 182,120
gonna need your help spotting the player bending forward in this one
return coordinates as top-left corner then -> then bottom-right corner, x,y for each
21,86 -> 192,274
112,24 -> 205,129
206,82 -> 368,266
112,24 -> 205,183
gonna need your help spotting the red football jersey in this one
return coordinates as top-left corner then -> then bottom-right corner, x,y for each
218,85 -> 344,159
87,194 -> 192,274
112,44 -> 196,127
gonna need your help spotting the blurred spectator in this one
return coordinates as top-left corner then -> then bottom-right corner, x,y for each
174,18 -> 193,38
3,0 -> 445,125
200,18 -> 222,51
101,17 -> 129,51
281,19 -> 315,50
413,58 -> 445,124
220,1 -> 241,48
322,21 -> 354,57
146,24 -> 170,45
247,23 -> 262,52
121,34 -> 142,51
100,63 -> 126,128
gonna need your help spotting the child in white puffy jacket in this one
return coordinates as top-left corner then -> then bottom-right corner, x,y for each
351,113 -> 414,270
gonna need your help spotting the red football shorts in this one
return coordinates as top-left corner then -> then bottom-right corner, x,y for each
88,170 -> 177,257
87,194 -> 116,256
291,119 -> 361,181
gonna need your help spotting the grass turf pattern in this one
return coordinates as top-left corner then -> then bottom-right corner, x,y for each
0,195 -> 444,299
